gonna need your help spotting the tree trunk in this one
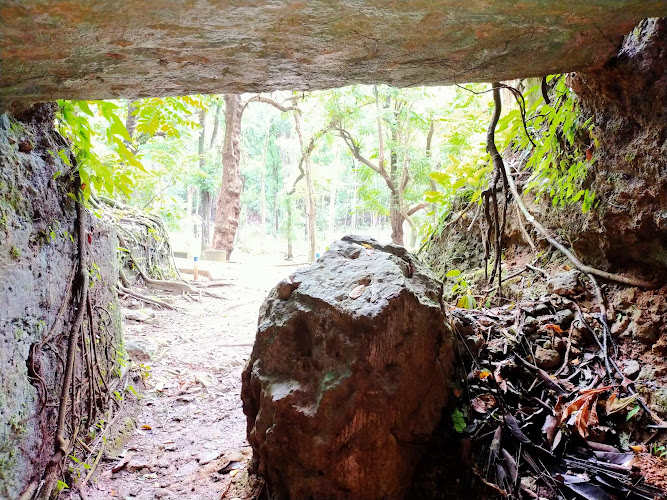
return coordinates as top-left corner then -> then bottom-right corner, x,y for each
260,121 -> 271,236
212,94 -> 243,259
293,112 -> 316,261
351,173 -> 357,232
328,180 -> 336,242
125,102 -> 137,141
209,98 -> 222,150
186,185 -> 195,253
201,192 -> 211,250
389,191 -> 404,246
198,108 -> 211,253
286,195 -> 294,260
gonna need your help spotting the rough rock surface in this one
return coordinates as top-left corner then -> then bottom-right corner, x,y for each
547,270 -> 581,296
1,2 -> 664,106
563,18 -> 667,274
0,104 -> 122,498
241,235 -> 455,500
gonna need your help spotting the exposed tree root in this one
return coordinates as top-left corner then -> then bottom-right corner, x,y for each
117,233 -> 196,294
500,162 -> 658,289
117,284 -> 178,310
482,82 -> 510,294
37,193 -> 90,500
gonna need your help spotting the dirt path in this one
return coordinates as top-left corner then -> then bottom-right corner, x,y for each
83,257 -> 304,500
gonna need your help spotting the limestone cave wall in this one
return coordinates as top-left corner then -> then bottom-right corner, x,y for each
0,104 -> 123,498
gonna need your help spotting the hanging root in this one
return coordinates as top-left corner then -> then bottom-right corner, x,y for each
37,191 -> 90,500
482,82 -> 510,295
484,91 -> 664,426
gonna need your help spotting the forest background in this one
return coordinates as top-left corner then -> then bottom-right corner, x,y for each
56,77 -> 591,264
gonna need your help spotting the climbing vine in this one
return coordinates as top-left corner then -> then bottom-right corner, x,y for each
497,75 -> 597,211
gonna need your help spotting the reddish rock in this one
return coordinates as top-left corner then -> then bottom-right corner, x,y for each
534,347 -> 562,370
241,235 -> 456,500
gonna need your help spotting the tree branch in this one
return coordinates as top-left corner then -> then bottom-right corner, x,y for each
241,95 -> 298,115
407,202 -> 429,217
290,121 -> 335,195
400,154 -> 410,192
335,126 -> 397,192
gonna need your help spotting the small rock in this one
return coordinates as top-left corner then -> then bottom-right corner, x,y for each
123,308 -> 157,323
125,339 -> 157,362
623,360 -> 641,379
571,327 -> 590,346
634,322 -> 659,345
553,336 -> 567,353
523,316 -> 538,334
198,449 -> 222,465
611,315 -> 630,337
554,309 -> 574,327
534,347 -> 561,370
534,303 -> 550,316
547,270 -> 581,296
18,140 -> 33,153
521,303 -> 549,317
225,450 -> 244,462
126,458 -> 151,471
154,488 -> 172,498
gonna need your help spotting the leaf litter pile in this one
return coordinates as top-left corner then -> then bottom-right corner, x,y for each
417,275 -> 667,499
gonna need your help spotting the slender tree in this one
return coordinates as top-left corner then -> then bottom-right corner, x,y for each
212,94 -> 296,258
212,94 -> 243,257
333,86 -> 429,246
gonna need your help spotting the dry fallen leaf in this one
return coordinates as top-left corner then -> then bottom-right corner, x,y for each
606,393 -> 637,415
472,394 -> 497,413
542,415 -> 559,447
348,284 -> 365,299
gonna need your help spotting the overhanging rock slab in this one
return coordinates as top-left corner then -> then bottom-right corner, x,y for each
0,1 -> 664,106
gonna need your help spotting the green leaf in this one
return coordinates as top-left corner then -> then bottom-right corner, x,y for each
452,408 -> 466,433
626,405 -> 640,421
446,269 -> 461,278
457,292 -> 477,310
76,100 -> 94,117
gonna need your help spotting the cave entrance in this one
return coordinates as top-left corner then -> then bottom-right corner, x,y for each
2,3 -> 666,500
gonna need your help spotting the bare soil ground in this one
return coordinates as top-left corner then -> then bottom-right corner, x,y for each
82,256 -> 305,500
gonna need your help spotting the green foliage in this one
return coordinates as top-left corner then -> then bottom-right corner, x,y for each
649,443 -> 666,458
626,404 -> 641,421
55,480 -> 69,493
56,96 -> 204,201
497,76 -> 597,212
446,269 -> 477,309
456,291 -> 477,310
56,100 -> 141,198
452,408 -> 467,433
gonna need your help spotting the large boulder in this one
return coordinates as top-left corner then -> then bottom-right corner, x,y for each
241,235 -> 455,500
